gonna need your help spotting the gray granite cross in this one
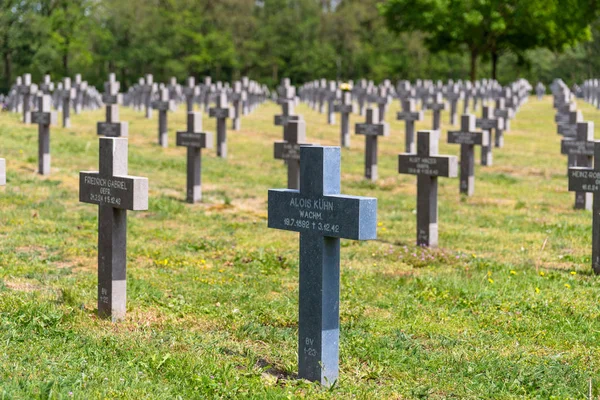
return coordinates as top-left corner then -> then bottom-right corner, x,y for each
557,110 -> 583,137
562,121 -> 594,210
446,85 -> 462,125
334,91 -> 353,148
19,74 -> 38,124
152,88 -> 174,147
268,145 -> 377,386
231,81 -> 246,131
98,74 -> 128,138
355,108 -> 389,181
476,106 -> 503,165
398,130 -> 457,247
31,95 -> 57,175
176,112 -> 213,203
448,114 -> 489,196
79,137 -> 149,321
60,78 -> 76,128
274,117 -> 311,189
493,98 -> 514,133
426,92 -> 447,130
326,82 -> 337,125
182,77 -> 199,113
0,158 -> 5,185
209,92 -> 233,158
396,99 -> 424,153
142,74 -> 155,119
568,140 -> 600,274
39,75 -> 54,95
274,97 -> 295,128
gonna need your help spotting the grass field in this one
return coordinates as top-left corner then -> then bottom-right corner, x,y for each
1,94 -> 600,399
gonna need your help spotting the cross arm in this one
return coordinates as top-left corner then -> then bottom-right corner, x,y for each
176,131 -> 213,149
568,167 -> 600,193
355,122 -> 389,137
447,130 -> 489,146
268,190 -> 377,240
561,139 -> 594,156
80,172 -> 148,210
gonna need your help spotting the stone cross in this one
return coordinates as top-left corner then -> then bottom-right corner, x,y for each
536,82 -> 546,99
494,98 -> 514,133
60,78 -> 76,128
39,75 -> 54,95
176,112 -> 213,203
562,121 -> 594,210
231,81 -> 246,131
268,145 -> 377,386
142,74 -> 154,118
274,92 -> 295,128
31,95 -> 57,175
202,76 -> 213,111
209,92 -> 233,158
568,140 -> 600,274
446,85 -> 462,125
398,130 -> 457,247
0,158 -> 5,185
476,106 -> 503,166
374,86 -> 390,122
19,74 -> 38,124
397,99 -> 424,153
426,92 -> 447,130
326,82 -> 337,125
334,91 -> 353,148
98,74 -> 128,137
355,108 -> 389,181
274,117 -> 311,189
182,77 -> 199,113
79,137 -> 149,321
557,110 -> 583,137
151,88 -> 173,147
448,114 -> 490,196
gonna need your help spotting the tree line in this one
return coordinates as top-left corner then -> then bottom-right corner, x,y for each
1,0 -> 599,93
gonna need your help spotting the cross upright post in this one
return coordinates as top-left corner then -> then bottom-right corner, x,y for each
79,138 -> 149,321
143,74 -> 154,119
562,121 -> 595,210
326,81 -> 337,125
268,146 -> 377,386
274,117 -> 311,189
31,94 -> 57,175
334,91 -> 353,148
398,130 -> 458,247
231,81 -> 246,131
355,108 -> 390,181
98,74 -> 128,138
0,158 -> 5,185
275,89 -> 296,128
557,110 -> 583,138
375,86 -> 390,122
176,112 -> 213,203
476,106 -> 503,166
448,114 -> 490,196
446,85 -> 462,125
209,92 -> 233,158
39,75 -> 54,95
182,77 -> 199,113
568,140 -> 600,274
152,88 -> 174,147
397,99 -> 424,153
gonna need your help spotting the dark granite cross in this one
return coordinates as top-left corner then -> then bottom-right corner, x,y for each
60,78 -> 76,128
493,98 -> 514,134
396,99 -> 424,153
426,92 -> 447,130
448,114 -> 489,196
142,74 -> 154,119
209,92 -> 233,158
446,85 -> 462,125
79,138 -> 148,321
334,91 -> 353,148
182,77 -> 199,113
176,112 -> 213,203
326,82 -> 337,125
568,140 -> 600,274
274,99 -> 295,128
562,121 -> 594,210
39,75 -> 54,95
98,74 -> 128,138
152,88 -> 173,147
398,130 -> 457,247
19,74 -> 38,124
31,95 -> 57,175
274,117 -> 311,189
557,110 -> 583,137
355,108 -> 389,181
230,81 -> 246,131
476,106 -> 503,165
268,145 -> 377,386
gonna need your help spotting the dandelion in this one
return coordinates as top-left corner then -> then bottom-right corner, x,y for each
535,287 -> 540,293
570,271 -> 577,276
487,271 -> 492,277
539,271 -> 545,277
510,270 -> 516,275
564,283 -> 571,289
377,222 -> 383,227
472,254 -> 477,258
382,227 -> 387,232
488,278 -> 494,284
218,269 -> 224,273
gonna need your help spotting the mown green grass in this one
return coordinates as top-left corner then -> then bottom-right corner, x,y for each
1,96 -> 600,399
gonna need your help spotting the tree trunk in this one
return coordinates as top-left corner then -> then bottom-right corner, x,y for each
491,50 -> 498,80
470,48 -> 478,82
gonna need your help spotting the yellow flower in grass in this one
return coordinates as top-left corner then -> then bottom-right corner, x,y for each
488,278 -> 494,284
539,271 -> 545,277
510,270 -> 516,275
570,271 -> 577,276
535,287 -> 540,293
564,283 -> 571,289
